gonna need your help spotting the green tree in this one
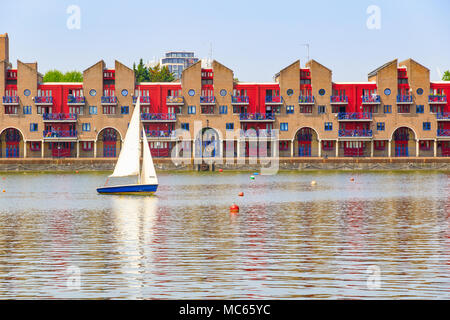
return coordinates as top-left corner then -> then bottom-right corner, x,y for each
133,60 -> 175,82
443,70 -> 450,81
133,58 -> 150,83
43,70 -> 64,82
63,71 -> 83,82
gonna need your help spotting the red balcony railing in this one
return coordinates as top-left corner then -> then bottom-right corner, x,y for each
34,96 -> 53,104
43,130 -> 77,138
429,95 -> 447,104
43,113 -> 77,121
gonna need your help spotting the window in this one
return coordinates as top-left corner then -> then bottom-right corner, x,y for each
374,141 -> 386,150
181,123 -> 189,131
419,141 -> 431,150
121,106 -> 129,114
377,122 -> 385,131
82,141 -> 93,151
30,142 -> 41,151
103,106 -> 116,114
280,123 -> 288,131
319,89 -> 326,96
415,105 -> 424,113
423,122 -> 431,131
398,105 -> 410,113
82,123 -> 91,131
318,105 -> 326,114
384,105 -> 392,113
279,141 -> 289,150
23,106 -> 32,114
286,105 -> 294,114
30,123 -> 38,132
430,105 -> 439,113
325,122 -> 333,131
89,106 -> 97,114
226,123 -> 234,130
299,105 -> 312,113
219,105 -> 227,114
188,106 -> 196,114
322,141 -> 333,150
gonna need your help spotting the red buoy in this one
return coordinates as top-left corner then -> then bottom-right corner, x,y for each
238,192 -> 244,197
219,169 -> 223,172
350,177 -> 355,182
230,204 -> 239,213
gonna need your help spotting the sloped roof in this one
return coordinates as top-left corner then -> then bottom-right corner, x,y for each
368,59 -> 397,78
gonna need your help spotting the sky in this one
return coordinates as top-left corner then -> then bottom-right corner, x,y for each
1,0 -> 449,82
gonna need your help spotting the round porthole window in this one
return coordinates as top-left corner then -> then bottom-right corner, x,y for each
384,88 -> 391,96
417,88 -> 423,95
220,89 -> 227,97
287,89 -> 294,96
89,89 -> 97,97
121,89 -> 128,97
188,89 -> 195,96
24,89 -> 31,97
319,89 -> 325,96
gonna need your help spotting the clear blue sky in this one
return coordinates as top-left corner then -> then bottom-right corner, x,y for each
1,0 -> 449,82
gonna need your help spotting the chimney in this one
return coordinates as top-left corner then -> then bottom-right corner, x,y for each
0,33 -> 9,63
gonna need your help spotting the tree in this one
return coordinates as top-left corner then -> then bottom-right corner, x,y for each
43,70 -> 83,82
443,70 -> 450,81
133,60 -> 175,82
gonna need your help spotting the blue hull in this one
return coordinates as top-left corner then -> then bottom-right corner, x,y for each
97,184 -> 158,195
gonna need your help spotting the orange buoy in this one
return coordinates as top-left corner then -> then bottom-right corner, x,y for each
75,170 -> 79,174
2,190 -> 5,193
238,192 -> 244,197
350,177 -> 355,182
230,204 -> 239,213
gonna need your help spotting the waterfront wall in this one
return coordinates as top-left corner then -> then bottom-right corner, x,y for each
0,158 -> 448,172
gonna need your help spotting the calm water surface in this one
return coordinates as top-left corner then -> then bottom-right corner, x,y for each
0,171 -> 448,299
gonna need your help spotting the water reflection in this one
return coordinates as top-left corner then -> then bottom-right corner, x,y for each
0,171 -> 448,299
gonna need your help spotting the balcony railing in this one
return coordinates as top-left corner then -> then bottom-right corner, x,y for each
231,96 -> 249,104
101,96 -> 118,104
166,96 -> 184,104
133,96 -> 151,105
239,113 -> 275,121
2,96 -> 19,105
200,96 -> 216,104
437,129 -> 450,137
397,95 -> 413,103
140,113 -> 176,121
330,96 -> 348,104
43,113 -> 77,121
298,96 -> 315,104
338,112 -> 372,120
436,112 -> 450,120
265,96 -> 283,104
34,96 -> 53,105
429,95 -> 447,104
362,95 -> 380,103
145,130 -> 174,138
43,130 -> 77,138
240,129 -> 273,138
67,95 -> 85,105
339,129 -> 373,137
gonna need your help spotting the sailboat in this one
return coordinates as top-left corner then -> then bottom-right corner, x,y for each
97,97 -> 158,195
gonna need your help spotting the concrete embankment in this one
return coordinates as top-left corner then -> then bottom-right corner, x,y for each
0,157 -> 448,172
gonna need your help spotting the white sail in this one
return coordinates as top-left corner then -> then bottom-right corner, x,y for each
140,128 -> 158,185
109,99 -> 141,177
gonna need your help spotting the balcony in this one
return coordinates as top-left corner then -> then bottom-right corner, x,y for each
265,96 -> 283,104
362,95 -> 381,104
338,112 -> 372,121
339,129 -> 373,138
330,96 -> 348,104
145,130 -> 175,138
298,96 -> 315,104
200,96 -> 216,105
140,113 -> 176,122
43,113 -> 77,122
396,95 -> 413,104
436,112 -> 450,121
101,96 -> 118,105
67,95 -> 85,105
133,96 -> 151,105
239,113 -> 275,122
429,95 -> 447,104
2,96 -> 19,105
43,130 -> 78,139
34,96 -> 53,105
166,96 -> 184,105
240,129 -> 273,138
231,96 -> 249,105
437,129 -> 450,137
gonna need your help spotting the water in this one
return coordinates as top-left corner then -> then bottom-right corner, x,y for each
0,171 -> 448,299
